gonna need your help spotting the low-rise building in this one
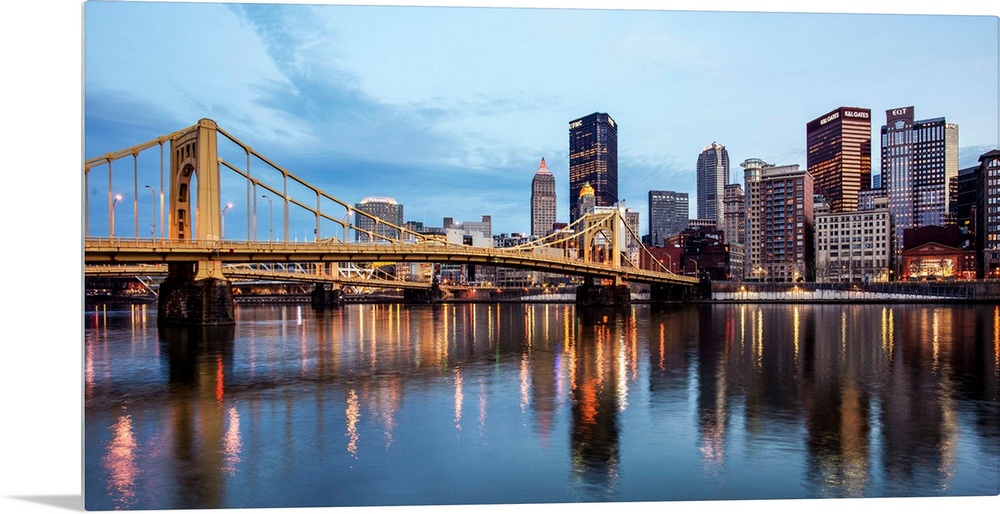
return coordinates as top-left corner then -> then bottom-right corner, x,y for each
900,225 -> 976,281
815,196 -> 892,282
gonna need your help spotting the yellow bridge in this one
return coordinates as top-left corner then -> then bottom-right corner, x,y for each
84,239 -> 694,286
83,119 -> 701,324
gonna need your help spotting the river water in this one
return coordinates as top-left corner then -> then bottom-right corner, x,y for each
83,302 -> 1000,510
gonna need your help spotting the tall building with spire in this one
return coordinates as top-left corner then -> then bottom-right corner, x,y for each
569,112 -> 618,223
697,142 -> 729,222
530,158 -> 557,238
806,106 -> 872,212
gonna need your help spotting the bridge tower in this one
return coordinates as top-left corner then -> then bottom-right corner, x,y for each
576,210 -> 632,306
158,119 -> 235,325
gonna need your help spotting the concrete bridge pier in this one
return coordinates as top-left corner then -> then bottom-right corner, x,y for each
311,283 -> 344,308
157,261 -> 235,326
575,280 -> 632,307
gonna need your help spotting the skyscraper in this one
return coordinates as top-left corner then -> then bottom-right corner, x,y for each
569,112 -> 618,223
647,190 -> 689,246
881,106 -> 959,252
806,107 -> 872,212
530,158 -> 557,238
354,196 -> 403,242
743,161 -> 814,282
696,142 -> 729,222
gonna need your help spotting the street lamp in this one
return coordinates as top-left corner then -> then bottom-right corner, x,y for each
222,202 -> 233,239
144,185 -> 156,241
110,193 -> 122,239
261,194 -> 273,242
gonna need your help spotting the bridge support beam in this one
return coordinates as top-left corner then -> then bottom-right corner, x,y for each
575,281 -> 632,307
311,283 -> 344,308
157,262 -> 235,326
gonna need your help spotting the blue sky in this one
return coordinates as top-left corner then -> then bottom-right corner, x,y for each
79,1 -> 999,238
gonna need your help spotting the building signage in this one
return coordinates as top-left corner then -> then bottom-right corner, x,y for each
886,106 -> 915,125
818,108 -> 870,126
569,120 -> 583,130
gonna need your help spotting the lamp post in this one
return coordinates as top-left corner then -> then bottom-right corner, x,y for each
144,185 -> 156,242
110,193 -> 122,240
222,202 -> 233,239
262,194 -> 273,242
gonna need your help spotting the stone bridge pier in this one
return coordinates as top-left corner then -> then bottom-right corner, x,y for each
311,283 -> 345,308
158,262 -> 235,326
575,280 -> 632,307
649,275 -> 712,304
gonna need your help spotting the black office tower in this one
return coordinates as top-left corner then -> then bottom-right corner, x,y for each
569,112 -> 618,223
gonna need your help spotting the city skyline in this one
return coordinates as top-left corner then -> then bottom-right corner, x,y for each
77,1 -> 999,238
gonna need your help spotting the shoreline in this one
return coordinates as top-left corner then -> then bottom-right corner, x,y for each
84,295 -> 1000,307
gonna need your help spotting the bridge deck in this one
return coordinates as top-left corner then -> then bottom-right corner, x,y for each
84,238 -> 699,286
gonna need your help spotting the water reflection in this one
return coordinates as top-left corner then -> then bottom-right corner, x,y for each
104,414 -> 137,510
159,325 -> 236,509
569,309 -> 627,497
84,302 -> 1000,510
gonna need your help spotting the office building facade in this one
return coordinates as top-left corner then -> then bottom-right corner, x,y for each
696,142 -> 729,222
815,196 -> 892,283
976,150 -> 1000,277
806,106 -> 872,212
530,158 -> 557,238
647,190 -> 689,246
569,112 -> 618,223
354,196 -> 403,242
880,106 -> 959,253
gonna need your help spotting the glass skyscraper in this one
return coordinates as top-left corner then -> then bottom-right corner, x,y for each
696,142 -> 729,222
569,112 -> 618,223
647,190 -> 689,246
353,196 -> 403,243
881,106 -> 958,252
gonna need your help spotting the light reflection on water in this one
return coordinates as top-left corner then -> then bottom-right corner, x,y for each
84,302 -> 1000,510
